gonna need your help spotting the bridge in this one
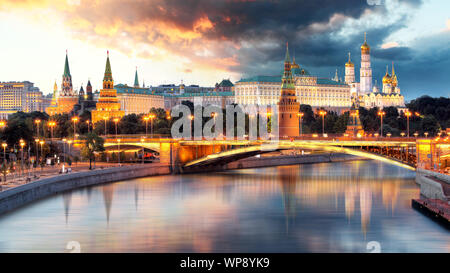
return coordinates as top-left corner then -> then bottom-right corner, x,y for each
101,135 -> 419,173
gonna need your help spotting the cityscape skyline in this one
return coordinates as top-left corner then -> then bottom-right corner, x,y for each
0,0 -> 449,101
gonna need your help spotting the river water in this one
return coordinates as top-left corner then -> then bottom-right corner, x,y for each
0,160 -> 448,253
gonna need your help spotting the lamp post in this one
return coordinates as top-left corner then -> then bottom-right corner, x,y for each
297,112 -> 304,136
48,121 -> 56,141
20,140 -> 25,177
71,117 -> 78,141
140,137 -> 145,164
2,143 -> 6,165
378,110 -> 385,137
34,119 -> 41,138
211,112 -> 217,153
319,110 -> 327,136
405,111 -> 412,138
62,138 -> 66,166
117,138 -> 121,166
143,116 -> 149,137
86,120 -> 91,133
39,140 -> 45,172
103,116 -> 108,136
149,114 -> 156,138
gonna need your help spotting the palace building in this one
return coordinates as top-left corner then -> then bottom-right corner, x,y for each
91,51 -> 124,124
235,52 -> 351,113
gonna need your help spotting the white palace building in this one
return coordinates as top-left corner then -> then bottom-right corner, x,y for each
234,34 -> 405,112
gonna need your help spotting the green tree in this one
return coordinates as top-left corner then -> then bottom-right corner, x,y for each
81,132 -> 105,169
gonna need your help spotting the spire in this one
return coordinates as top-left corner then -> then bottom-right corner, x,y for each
103,51 -> 113,82
134,66 -> 139,87
284,42 -> 291,63
87,79 -> 92,87
63,50 -> 71,77
281,42 -> 295,90
391,61 -> 395,76
142,79 -> 145,88
348,52 -> 351,62
364,32 -> 367,42
53,81 -> 58,92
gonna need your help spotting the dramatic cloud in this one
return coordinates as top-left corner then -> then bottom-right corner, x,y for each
2,0 -> 449,99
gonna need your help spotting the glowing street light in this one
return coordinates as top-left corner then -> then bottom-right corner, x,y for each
20,140 -> 25,177
319,110 -> 327,136
297,112 -> 304,136
143,116 -> 150,136
405,111 -> 412,138
378,110 -> 385,137
86,120 -> 91,133
113,117 -> 120,138
0,120 -> 6,130
117,138 -> 121,166
140,137 -> 145,164
149,114 -> 156,138
71,117 -> 78,141
34,119 -> 41,138
1,142 -> 7,164
48,121 -> 56,140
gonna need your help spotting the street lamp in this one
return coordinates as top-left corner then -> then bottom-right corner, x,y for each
2,143 -> 7,165
297,112 -> 304,136
86,120 -> 91,133
0,120 -> 6,130
71,117 -> 78,141
20,140 -> 25,177
405,111 -> 412,138
39,140 -> 45,170
103,116 -> 108,136
62,138 -> 67,166
48,121 -> 56,140
34,119 -> 41,138
113,118 -> 120,138
149,114 -> 156,138
424,132 -> 429,138
378,110 -> 385,137
140,137 -> 145,164
117,138 -> 121,166
319,110 -> 327,136
143,116 -> 149,137
414,132 -> 419,138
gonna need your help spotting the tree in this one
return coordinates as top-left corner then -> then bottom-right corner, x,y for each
81,132 -> 105,169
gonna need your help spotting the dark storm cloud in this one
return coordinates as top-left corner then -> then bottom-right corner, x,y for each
372,47 -> 413,61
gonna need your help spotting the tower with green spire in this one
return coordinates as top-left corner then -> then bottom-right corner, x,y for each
61,50 -> 73,96
134,67 -> 139,87
92,51 -> 124,124
278,42 -> 300,137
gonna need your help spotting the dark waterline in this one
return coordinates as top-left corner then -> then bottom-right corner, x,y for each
0,160 -> 448,253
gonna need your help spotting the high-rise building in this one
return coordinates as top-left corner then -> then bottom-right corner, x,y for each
91,51 -> 124,124
0,81 -> 44,119
278,43 -> 300,138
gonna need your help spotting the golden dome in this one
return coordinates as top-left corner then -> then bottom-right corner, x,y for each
345,61 -> 354,67
382,73 -> 391,84
361,32 -> 370,53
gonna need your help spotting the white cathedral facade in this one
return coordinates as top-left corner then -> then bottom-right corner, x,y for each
345,33 -> 405,110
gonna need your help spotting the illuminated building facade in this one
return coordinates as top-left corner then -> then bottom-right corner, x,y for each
91,52 -> 124,124
0,81 -> 44,119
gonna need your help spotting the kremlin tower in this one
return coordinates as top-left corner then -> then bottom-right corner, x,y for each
134,67 -> 139,88
45,51 -> 78,115
278,43 -> 300,138
359,33 -> 372,94
91,51 -> 124,125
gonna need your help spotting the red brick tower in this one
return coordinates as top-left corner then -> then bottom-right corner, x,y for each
278,43 -> 300,138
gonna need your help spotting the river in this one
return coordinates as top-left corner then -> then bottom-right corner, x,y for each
0,160 -> 448,252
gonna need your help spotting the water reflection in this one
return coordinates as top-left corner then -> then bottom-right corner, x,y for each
0,160 -> 448,253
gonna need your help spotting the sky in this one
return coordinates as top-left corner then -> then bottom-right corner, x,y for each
0,0 -> 448,101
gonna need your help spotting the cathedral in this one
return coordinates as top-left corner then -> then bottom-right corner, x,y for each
344,34 -> 405,109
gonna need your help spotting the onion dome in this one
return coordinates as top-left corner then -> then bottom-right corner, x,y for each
382,66 -> 391,84
345,52 -> 354,67
361,32 -> 370,54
